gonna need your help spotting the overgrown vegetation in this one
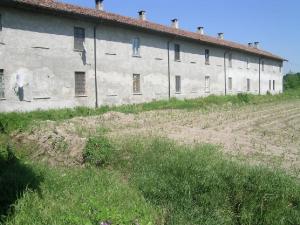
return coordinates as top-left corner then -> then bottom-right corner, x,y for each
1,90 -> 300,134
284,72 -> 300,90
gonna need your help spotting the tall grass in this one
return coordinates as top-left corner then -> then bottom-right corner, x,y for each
1,91 -> 300,134
84,136 -> 300,225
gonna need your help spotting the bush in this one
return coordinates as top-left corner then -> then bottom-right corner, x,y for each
284,73 -> 300,90
237,93 -> 250,103
83,136 -> 114,167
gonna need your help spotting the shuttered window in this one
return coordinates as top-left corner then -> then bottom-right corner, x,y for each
205,76 -> 210,93
174,44 -> 180,61
75,72 -> 86,96
228,53 -> 233,68
74,27 -> 85,51
132,38 -> 140,56
261,60 -> 265,71
228,77 -> 232,91
0,70 -> 4,98
205,49 -> 210,65
133,74 -> 141,94
247,78 -> 251,91
175,76 -> 181,93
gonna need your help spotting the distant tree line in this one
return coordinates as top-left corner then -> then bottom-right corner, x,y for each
284,72 -> 300,90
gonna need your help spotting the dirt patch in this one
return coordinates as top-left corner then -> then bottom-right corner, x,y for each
14,101 -> 300,175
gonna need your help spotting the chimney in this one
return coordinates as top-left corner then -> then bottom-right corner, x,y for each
95,0 -> 104,11
197,27 -> 204,35
218,32 -> 224,40
171,19 -> 179,29
254,41 -> 260,49
138,10 -> 146,21
248,42 -> 253,47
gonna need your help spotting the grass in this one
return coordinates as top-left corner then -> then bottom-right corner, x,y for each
1,90 -> 300,134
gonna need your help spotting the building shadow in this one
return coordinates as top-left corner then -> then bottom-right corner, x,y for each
0,144 -> 43,222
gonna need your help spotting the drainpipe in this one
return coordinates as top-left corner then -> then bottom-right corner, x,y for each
224,51 -> 229,95
94,26 -> 99,108
258,57 -> 261,95
167,40 -> 171,99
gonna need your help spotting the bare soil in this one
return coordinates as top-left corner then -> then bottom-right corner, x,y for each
14,100 -> 300,175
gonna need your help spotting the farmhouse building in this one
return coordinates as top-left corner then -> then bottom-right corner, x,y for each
0,0 -> 285,112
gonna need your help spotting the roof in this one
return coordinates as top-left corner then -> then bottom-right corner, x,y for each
3,0 -> 285,61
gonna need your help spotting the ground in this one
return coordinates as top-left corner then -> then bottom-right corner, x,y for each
15,98 -> 300,177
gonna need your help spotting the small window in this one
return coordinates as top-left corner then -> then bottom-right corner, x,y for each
205,49 -> 210,65
205,76 -> 210,93
228,77 -> 232,91
246,58 -> 250,69
175,76 -> 181,93
269,80 -> 272,90
133,74 -> 141,94
174,44 -> 180,61
132,37 -> 140,56
228,53 -> 233,68
247,78 -> 251,91
261,60 -> 265,71
75,72 -> 86,96
273,80 -> 275,91
74,27 -> 85,51
0,14 -> 2,31
0,69 -> 4,98
279,63 -> 282,73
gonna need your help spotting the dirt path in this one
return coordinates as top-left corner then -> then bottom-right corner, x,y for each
15,100 -> 300,175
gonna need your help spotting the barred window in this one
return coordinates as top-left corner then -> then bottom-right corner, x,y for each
261,60 -> 265,71
133,74 -> 141,94
228,77 -> 232,91
205,76 -> 210,93
0,70 -> 4,98
75,72 -> 86,96
205,49 -> 210,65
247,78 -> 251,91
228,53 -> 233,68
174,44 -> 180,61
74,27 -> 85,51
175,76 -> 181,93
132,37 -> 140,56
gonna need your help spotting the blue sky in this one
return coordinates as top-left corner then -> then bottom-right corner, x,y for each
63,0 -> 300,73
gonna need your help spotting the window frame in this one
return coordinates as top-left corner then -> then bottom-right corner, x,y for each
0,69 -> 4,99
133,74 -> 141,94
228,77 -> 232,91
74,71 -> 86,96
74,27 -> 85,51
205,49 -> 210,65
174,44 -> 181,61
247,78 -> 251,92
205,76 -> 210,93
132,37 -> 141,57
175,75 -> 181,93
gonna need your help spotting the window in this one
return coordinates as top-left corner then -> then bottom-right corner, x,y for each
228,53 -> 233,68
269,80 -> 272,90
75,72 -> 86,96
246,58 -> 250,69
247,78 -> 251,91
175,76 -> 181,93
0,69 -> 4,98
261,60 -> 265,71
74,27 -> 85,51
279,63 -> 282,73
228,77 -> 232,91
174,44 -> 180,61
273,80 -> 275,91
205,76 -> 210,92
205,49 -> 210,65
133,74 -> 141,94
0,14 -> 2,31
132,37 -> 140,56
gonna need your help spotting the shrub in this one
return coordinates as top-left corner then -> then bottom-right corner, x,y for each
237,93 -> 250,103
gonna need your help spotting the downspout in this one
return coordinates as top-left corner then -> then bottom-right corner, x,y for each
167,41 -> 171,100
258,57 -> 261,95
94,25 -> 99,108
224,51 -> 228,96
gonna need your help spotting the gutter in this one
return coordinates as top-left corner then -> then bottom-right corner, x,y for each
224,51 -> 229,95
258,57 -> 261,95
167,41 -> 171,99
94,25 -> 99,108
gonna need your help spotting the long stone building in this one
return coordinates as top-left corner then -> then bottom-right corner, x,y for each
0,0 -> 285,112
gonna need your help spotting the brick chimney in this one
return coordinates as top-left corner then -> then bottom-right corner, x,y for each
197,27 -> 204,35
95,0 -> 104,11
138,10 -> 146,21
171,19 -> 179,29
